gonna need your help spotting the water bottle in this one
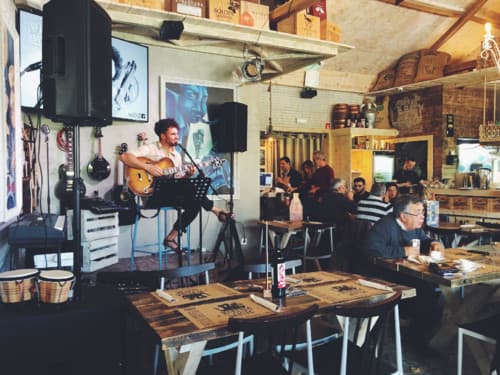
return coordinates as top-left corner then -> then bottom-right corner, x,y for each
289,193 -> 303,222
272,248 -> 286,299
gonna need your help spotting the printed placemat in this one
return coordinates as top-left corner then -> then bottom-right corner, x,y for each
287,271 -> 351,286
153,283 -> 241,307
306,280 -> 390,304
178,296 -> 275,329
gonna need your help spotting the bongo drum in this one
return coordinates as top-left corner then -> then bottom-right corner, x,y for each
38,270 -> 75,304
0,268 -> 39,303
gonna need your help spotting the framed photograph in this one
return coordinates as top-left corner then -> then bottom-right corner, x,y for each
1,7 -> 23,223
17,8 -> 42,110
112,37 -> 149,122
160,77 -> 238,198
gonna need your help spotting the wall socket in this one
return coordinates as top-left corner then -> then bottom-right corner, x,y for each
241,238 -> 247,245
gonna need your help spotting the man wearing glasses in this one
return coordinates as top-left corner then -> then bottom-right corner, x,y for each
352,177 -> 370,203
363,194 -> 444,347
364,194 -> 443,258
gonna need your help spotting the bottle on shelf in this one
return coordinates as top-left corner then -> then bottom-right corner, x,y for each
289,193 -> 303,221
272,247 -> 286,299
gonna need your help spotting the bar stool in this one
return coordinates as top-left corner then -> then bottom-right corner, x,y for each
130,207 -> 191,271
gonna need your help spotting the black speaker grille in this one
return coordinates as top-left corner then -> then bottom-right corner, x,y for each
212,102 -> 247,153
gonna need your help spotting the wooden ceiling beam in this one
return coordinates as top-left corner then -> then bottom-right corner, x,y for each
431,0 -> 489,50
376,0 -> 463,18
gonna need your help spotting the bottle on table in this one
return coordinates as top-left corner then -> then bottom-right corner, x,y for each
289,193 -> 303,222
272,247 -> 286,299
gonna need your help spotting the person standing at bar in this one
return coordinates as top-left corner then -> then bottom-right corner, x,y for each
275,156 -> 302,193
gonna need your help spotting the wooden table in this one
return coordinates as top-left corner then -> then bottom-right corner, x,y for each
372,248 -> 500,374
127,271 -> 415,375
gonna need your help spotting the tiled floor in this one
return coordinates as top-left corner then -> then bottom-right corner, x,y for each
85,251 -> 495,375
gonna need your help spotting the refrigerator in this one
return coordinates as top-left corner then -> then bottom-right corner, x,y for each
373,151 -> 395,183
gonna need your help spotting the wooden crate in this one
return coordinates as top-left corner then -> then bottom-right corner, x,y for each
490,198 -> 500,212
451,196 -> 471,210
435,194 -> 451,209
277,10 -> 320,39
66,210 -> 119,242
471,197 -> 490,211
82,236 -> 119,273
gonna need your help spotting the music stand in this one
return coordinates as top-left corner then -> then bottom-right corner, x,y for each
145,177 -> 211,266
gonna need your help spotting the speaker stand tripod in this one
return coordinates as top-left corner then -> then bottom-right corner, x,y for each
208,151 -> 244,270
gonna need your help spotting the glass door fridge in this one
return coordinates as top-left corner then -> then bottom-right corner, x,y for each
373,151 -> 395,183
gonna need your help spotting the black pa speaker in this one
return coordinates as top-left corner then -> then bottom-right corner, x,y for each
42,0 -> 112,126
213,102 -> 247,152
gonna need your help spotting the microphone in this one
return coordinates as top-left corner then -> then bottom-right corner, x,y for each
41,124 -> 50,142
21,61 -> 42,76
176,143 -> 205,177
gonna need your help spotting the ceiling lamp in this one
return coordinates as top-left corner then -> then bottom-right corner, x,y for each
481,23 -> 500,72
241,57 -> 264,81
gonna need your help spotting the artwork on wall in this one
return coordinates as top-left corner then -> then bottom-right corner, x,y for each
160,77 -> 237,197
1,7 -> 23,223
112,37 -> 149,122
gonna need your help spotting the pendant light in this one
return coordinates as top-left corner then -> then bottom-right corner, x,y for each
265,81 -> 274,140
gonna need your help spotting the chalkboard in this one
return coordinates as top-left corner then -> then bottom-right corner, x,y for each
394,140 -> 429,180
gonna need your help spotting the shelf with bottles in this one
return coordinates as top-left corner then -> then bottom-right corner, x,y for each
479,123 -> 500,144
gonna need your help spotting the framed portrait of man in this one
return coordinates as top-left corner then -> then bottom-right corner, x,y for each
160,77 -> 239,198
1,2 -> 23,224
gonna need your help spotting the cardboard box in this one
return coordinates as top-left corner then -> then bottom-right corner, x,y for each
471,197 -> 490,211
435,194 -> 451,209
168,0 -> 207,17
209,0 -> 240,24
240,1 -> 269,29
123,0 -> 165,9
320,20 -> 341,42
277,10 -> 320,39
451,196 -> 471,211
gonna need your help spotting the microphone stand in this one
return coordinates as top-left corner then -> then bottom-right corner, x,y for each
176,143 -> 205,264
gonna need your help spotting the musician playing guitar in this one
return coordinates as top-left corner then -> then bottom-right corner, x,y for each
120,118 -> 232,255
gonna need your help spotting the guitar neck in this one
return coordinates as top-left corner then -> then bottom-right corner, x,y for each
161,160 -> 212,177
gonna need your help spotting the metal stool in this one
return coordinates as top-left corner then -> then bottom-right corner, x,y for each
130,207 -> 191,271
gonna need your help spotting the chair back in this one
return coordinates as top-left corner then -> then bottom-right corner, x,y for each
228,304 -> 319,375
344,219 -> 374,274
244,258 -> 302,279
330,291 -> 402,375
160,262 -> 215,288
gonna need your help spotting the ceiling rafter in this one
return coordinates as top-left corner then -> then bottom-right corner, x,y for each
431,0 -> 489,50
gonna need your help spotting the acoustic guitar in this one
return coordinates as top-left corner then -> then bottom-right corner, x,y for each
126,156 -> 224,196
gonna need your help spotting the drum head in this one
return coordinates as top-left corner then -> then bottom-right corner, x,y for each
39,270 -> 74,282
0,268 -> 38,281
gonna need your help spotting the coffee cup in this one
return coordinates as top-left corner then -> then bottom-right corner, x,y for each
430,250 -> 444,261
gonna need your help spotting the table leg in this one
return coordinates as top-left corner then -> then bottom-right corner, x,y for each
163,341 -> 207,375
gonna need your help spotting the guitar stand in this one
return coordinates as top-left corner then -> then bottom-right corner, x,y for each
145,177 -> 211,266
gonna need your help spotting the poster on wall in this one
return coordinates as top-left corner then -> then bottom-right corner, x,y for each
1,6 -> 23,223
160,77 -> 237,198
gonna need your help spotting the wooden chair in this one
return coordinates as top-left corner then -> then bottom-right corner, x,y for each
243,258 -> 302,280
457,314 -> 499,375
228,304 -> 319,375
309,291 -> 403,375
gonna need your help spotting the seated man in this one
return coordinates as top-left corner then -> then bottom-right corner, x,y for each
364,194 -> 443,258
120,118 -> 231,255
352,177 -> 370,203
363,195 -> 444,346
356,182 -> 393,224
385,181 -> 399,205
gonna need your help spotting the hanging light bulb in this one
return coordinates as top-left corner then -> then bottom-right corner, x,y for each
265,81 -> 274,140
481,22 -> 500,72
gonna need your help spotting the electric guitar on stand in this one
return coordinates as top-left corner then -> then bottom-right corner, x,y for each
112,143 -> 137,226
55,126 -> 86,206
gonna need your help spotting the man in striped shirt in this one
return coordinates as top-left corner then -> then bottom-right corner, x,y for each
356,182 -> 393,224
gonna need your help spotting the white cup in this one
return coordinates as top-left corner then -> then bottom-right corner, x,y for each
430,250 -> 444,261
411,239 -> 420,250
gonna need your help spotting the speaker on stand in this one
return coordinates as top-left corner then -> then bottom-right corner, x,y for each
42,0 -> 112,299
209,102 -> 247,273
